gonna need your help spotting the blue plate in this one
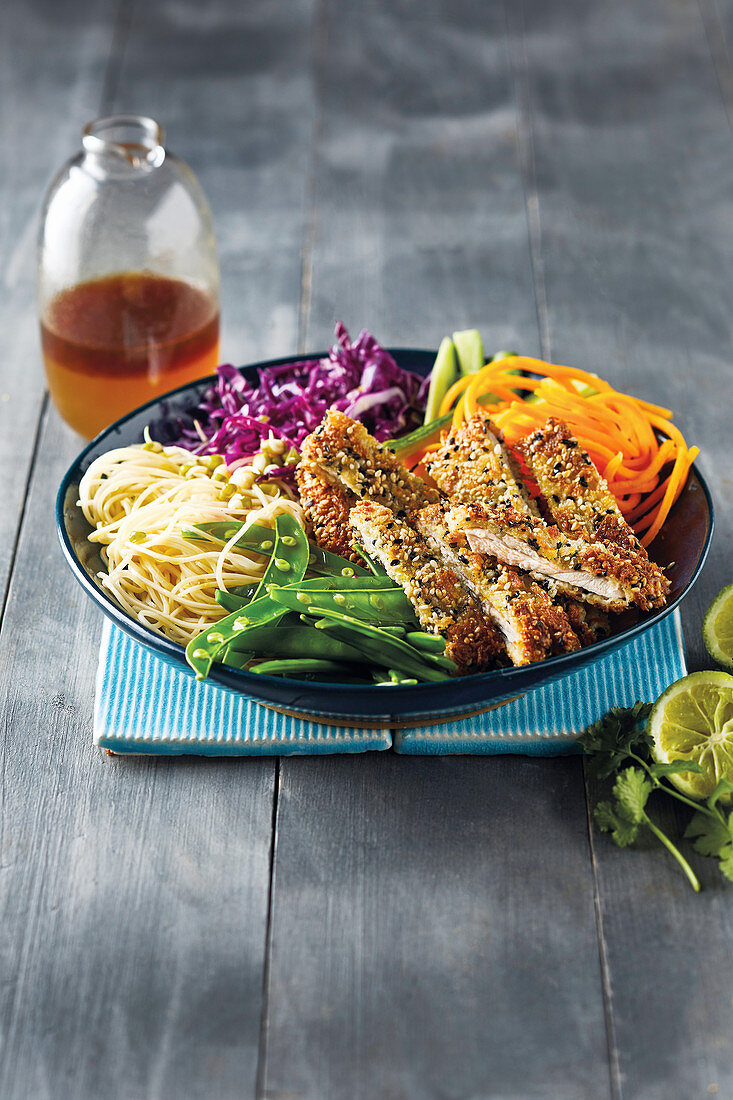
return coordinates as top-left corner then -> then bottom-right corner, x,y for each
56,350 -> 714,722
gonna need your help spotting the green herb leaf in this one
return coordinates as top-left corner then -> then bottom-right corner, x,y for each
594,801 -> 618,832
594,801 -> 639,848
684,811 -> 733,857
578,702 -> 653,779
613,767 -> 652,824
580,699 -> 733,892
718,845 -> 733,882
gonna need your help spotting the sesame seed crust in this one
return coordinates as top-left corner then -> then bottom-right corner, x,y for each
300,410 -> 439,514
517,417 -> 644,555
293,466 -> 364,563
349,500 -> 505,672
561,598 -> 612,645
426,414 -> 540,516
294,407 -> 668,676
441,502 -> 669,612
415,504 -> 580,664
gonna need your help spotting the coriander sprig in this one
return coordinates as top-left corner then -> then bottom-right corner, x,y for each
579,704 -> 733,892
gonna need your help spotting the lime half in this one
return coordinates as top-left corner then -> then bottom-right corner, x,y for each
649,671 -> 733,800
703,583 -> 733,671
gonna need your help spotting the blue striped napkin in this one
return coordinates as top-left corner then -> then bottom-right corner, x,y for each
94,612 -> 686,756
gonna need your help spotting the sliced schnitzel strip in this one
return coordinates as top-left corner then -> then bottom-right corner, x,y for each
439,503 -> 669,612
349,501 -> 504,673
421,413 -> 587,661
415,504 -> 581,665
426,413 -> 541,516
294,466 -> 362,563
517,417 -> 647,556
299,410 -> 439,514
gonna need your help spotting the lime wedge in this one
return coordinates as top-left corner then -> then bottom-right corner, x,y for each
423,337 -> 458,424
703,582 -> 733,671
452,329 -> 484,376
649,671 -> 733,799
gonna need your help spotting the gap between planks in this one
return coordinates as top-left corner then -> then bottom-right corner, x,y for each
583,762 -> 624,1100
504,0 -> 552,362
0,394 -> 47,636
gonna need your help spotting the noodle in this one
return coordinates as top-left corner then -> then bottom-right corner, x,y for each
78,437 -> 305,644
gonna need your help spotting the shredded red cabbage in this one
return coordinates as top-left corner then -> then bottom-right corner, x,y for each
158,323 -> 428,476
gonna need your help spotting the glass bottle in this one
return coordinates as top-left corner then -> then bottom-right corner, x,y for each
38,115 -> 220,439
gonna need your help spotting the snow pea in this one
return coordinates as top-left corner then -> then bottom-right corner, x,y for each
186,517 -> 311,680
250,658 -> 361,678
215,586 -> 256,613
305,544 -> 371,578
372,669 -> 419,686
307,607 -> 455,682
404,631 -> 448,654
187,579 -> 329,679
182,520 -> 276,553
352,544 -> 390,578
249,513 -> 309,602
221,576 -> 394,615
265,575 -> 398,593
184,519 -> 371,578
224,622 -> 363,663
221,573 -> 404,648
267,583 -> 417,626
186,593 -> 290,680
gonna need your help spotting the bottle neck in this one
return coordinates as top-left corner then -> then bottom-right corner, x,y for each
82,115 -> 166,173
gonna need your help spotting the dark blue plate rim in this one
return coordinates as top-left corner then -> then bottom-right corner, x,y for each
56,349 -> 715,719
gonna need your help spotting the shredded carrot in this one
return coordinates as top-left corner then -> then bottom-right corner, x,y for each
429,354 -> 697,546
625,474 -> 673,524
613,439 -> 676,487
619,493 -> 643,513
638,449 -> 690,546
439,375 -> 472,417
634,397 -> 674,418
603,453 -> 625,482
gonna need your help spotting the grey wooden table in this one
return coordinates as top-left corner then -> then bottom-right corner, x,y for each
2,1 -> 732,1097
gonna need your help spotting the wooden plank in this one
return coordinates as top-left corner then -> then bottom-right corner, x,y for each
108,0 -> 317,366
0,417 -> 278,1100
699,0 -> 733,136
264,754 -> 610,1099
299,0 -> 543,356
263,2 -> 612,1094
0,0 -> 119,605
0,0 -> 317,1096
508,0 -> 733,669
511,0 -> 733,1094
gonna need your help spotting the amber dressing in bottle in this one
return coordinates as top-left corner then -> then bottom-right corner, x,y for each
38,116 -> 220,438
41,273 -> 219,437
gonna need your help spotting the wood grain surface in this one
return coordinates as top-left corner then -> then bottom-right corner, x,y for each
1,0 -> 732,1097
